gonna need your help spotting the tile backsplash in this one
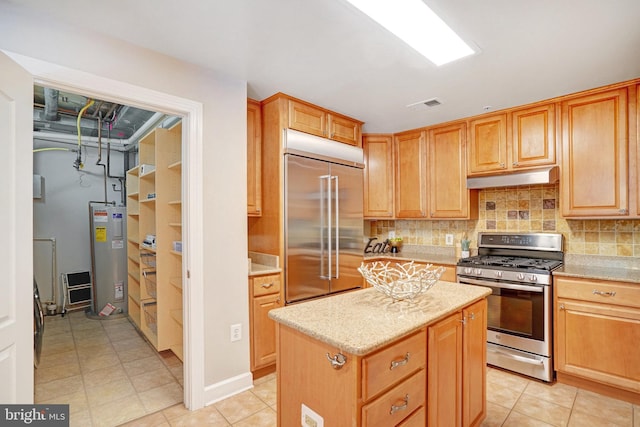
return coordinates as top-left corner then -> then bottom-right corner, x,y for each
366,184 -> 640,257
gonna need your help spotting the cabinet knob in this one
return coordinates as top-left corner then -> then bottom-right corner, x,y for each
513,162 -> 518,166
619,208 -> 628,214
559,303 -> 565,310
326,352 -> 347,369
500,163 -> 506,168
469,312 -> 476,320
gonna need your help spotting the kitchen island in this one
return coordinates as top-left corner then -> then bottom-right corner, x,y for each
269,281 -> 492,427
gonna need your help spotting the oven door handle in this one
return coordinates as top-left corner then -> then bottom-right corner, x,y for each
489,346 -> 544,366
458,277 -> 544,293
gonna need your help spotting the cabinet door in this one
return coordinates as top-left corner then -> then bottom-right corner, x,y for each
463,299 -> 487,427
247,99 -> 262,216
561,88 -> 628,217
394,131 -> 427,218
329,114 -> 361,146
288,99 -> 327,138
428,122 -> 477,219
511,103 -> 556,168
251,293 -> 281,370
468,114 -> 507,174
556,298 -> 640,392
363,134 -> 394,218
428,311 -> 463,427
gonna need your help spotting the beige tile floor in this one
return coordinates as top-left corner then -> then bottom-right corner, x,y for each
35,310 -> 184,427
128,367 -> 640,427
39,312 -> 640,426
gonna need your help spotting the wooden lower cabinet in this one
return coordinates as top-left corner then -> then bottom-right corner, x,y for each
555,277 -> 640,400
277,299 -> 486,426
249,273 -> 282,376
428,299 -> 487,427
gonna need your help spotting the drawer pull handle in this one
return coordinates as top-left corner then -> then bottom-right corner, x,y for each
326,352 -> 347,370
390,394 -> 409,415
593,289 -> 616,297
390,353 -> 410,370
261,283 -> 274,288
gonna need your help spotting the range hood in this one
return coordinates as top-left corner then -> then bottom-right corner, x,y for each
467,166 -> 559,189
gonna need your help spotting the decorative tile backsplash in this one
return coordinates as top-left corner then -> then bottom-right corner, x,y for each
366,184 -> 640,257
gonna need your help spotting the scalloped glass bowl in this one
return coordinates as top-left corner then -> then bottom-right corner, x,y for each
358,261 -> 445,302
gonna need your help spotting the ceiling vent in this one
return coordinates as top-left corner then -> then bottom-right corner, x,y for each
407,97 -> 442,111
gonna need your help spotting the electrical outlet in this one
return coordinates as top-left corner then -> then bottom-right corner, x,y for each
230,324 -> 242,342
301,404 -> 323,427
445,234 -> 454,246
388,230 -> 395,239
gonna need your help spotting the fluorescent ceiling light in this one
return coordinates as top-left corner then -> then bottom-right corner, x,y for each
345,0 -> 475,66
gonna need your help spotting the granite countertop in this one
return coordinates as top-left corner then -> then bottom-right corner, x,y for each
248,251 -> 282,277
554,264 -> 640,284
269,282 -> 491,356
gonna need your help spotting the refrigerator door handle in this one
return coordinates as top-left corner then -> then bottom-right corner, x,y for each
332,175 -> 339,279
320,174 -> 331,280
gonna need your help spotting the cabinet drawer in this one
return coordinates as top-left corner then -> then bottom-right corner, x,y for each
362,369 -> 426,427
252,274 -> 281,296
556,277 -> 640,309
362,329 -> 426,400
397,406 -> 426,427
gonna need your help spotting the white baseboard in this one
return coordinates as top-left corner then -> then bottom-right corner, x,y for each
203,372 -> 254,406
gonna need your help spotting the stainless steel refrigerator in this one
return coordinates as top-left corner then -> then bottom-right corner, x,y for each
284,129 -> 364,304
89,205 -> 128,314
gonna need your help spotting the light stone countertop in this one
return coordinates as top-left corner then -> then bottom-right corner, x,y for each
554,264 -> 640,284
269,282 -> 491,356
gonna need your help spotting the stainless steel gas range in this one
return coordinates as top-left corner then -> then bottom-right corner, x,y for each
456,232 -> 564,382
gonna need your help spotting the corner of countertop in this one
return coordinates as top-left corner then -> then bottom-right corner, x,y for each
248,251 -> 282,276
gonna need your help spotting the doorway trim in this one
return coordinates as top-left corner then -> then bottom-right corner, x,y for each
8,51 -> 206,410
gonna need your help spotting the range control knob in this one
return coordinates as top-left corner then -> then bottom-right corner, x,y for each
495,271 -> 503,278
517,273 -> 525,281
474,269 -> 483,276
464,267 -> 472,274
529,275 -> 538,282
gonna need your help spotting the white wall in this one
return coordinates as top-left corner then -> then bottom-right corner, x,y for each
33,139 -> 126,308
0,5 -> 250,406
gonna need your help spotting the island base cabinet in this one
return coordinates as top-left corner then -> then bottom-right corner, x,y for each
428,298 -> 487,427
277,325 -> 359,427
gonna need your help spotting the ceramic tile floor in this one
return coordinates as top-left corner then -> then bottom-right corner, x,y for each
35,310 -> 184,427
126,367 -> 640,427
38,312 -> 640,426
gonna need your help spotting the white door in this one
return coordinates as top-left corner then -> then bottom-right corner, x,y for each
0,51 -> 34,403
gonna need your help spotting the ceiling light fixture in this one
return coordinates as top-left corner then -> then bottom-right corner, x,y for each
345,0 -> 475,66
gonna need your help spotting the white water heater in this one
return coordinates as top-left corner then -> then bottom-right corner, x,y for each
89,205 -> 128,314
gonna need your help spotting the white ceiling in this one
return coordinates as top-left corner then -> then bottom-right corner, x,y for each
7,0 -> 640,133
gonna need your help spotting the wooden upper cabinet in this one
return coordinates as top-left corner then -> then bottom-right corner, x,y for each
468,114 -> 508,174
329,114 -> 362,146
561,88 -> 628,217
394,131 -> 427,218
467,106 -> 556,176
287,98 -> 362,146
428,122 -> 478,219
363,134 -> 394,218
288,99 -> 327,138
511,103 -> 556,168
247,99 -> 262,217
633,84 -> 640,217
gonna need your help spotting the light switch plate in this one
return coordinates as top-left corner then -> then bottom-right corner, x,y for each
446,234 -> 454,246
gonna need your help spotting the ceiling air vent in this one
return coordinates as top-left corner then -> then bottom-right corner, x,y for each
407,97 -> 442,111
